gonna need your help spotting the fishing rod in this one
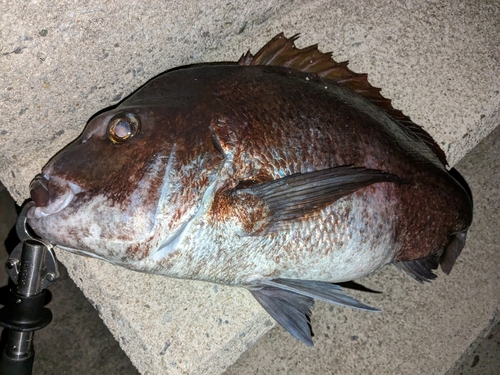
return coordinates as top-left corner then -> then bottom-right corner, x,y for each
0,202 -> 59,375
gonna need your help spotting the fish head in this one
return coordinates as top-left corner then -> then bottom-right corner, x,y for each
26,100 -> 225,264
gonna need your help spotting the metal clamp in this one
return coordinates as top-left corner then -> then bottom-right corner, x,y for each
5,202 -> 59,289
0,201 -> 59,374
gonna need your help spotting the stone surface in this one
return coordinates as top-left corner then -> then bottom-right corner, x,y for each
1,1 -> 499,373
449,320 -> 500,375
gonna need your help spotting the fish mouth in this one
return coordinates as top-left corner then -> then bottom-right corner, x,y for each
28,173 -> 83,219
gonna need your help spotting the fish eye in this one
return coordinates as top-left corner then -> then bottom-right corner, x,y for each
107,113 -> 140,144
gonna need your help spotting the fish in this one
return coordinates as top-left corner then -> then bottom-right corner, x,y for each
26,33 -> 473,346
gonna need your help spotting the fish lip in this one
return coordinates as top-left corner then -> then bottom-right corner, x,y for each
56,244 -> 111,262
27,174 -> 83,219
30,174 -> 50,207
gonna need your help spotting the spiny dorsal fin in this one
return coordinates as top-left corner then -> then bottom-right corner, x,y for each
239,33 -> 448,166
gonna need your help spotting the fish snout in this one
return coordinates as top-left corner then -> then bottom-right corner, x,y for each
28,174 -> 83,218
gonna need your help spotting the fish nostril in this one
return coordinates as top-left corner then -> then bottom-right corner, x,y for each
30,174 -> 50,207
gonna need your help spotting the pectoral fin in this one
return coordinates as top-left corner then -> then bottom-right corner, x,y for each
236,166 -> 402,233
250,278 -> 378,346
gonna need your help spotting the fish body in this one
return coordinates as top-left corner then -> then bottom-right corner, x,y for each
26,34 -> 473,345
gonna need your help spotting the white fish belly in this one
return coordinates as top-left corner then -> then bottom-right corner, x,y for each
141,187 -> 399,286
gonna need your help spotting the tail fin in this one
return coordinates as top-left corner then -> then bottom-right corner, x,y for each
448,167 -> 473,208
440,231 -> 468,274
440,167 -> 473,274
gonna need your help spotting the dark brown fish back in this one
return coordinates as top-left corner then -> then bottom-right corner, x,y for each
238,33 -> 448,166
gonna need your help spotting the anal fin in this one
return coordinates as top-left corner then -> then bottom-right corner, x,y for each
250,278 -> 378,346
395,255 -> 439,283
396,229 -> 468,282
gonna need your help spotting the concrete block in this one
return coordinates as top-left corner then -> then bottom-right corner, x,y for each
1,0 -> 498,373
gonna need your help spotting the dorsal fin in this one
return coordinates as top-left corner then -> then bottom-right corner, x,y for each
238,33 -> 448,166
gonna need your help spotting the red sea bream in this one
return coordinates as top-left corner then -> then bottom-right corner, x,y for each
26,34 -> 473,345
